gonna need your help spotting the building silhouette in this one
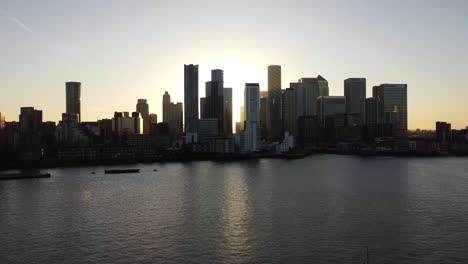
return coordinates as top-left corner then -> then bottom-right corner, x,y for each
282,88 -> 297,136
112,112 -> 142,137
267,65 -> 282,141
184,64 -> 199,133
436,121 -> 452,142
223,87 -> 233,135
162,91 -> 183,140
66,82 -> 81,123
344,78 -> 366,115
241,83 -> 260,152
163,92 -> 171,124
136,99 -> 150,134
259,91 -> 268,139
205,69 -> 224,135
317,96 -> 346,126
373,84 -> 408,135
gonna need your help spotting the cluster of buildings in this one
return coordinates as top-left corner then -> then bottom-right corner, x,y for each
1,64 -> 467,165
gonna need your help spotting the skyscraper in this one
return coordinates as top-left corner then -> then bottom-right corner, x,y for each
282,88 -> 297,136
360,98 -> 381,125
163,91 -> 171,124
136,99 -> 150,134
297,78 -> 320,116
267,65 -> 282,141
211,69 -> 224,84
223,87 -> 233,135
205,69 -> 224,134
243,83 -> 260,152
200,97 -> 206,119
66,82 -> 81,123
344,78 -> 366,115
184,64 -> 199,133
373,84 -> 408,135
317,75 -> 329,96
259,91 -> 268,138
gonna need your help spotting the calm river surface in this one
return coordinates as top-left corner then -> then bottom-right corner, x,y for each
1,155 -> 468,263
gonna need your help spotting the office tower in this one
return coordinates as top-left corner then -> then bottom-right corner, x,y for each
373,84 -> 408,135
317,96 -> 346,125
112,112 -> 142,136
223,87 -> 233,135
205,80 -> 224,134
296,78 -> 318,117
0,112 -> 5,129
19,107 -> 43,134
136,99 -> 150,134
282,88 -> 297,136
66,82 -> 81,123
344,78 -> 366,115
163,91 -> 171,124
184,64 -> 199,133
200,97 -> 206,119
260,91 -> 268,137
317,75 -> 329,96
243,83 -> 260,152
360,98 -> 381,125
169,102 -> 183,140
267,65 -> 282,140
436,122 -> 452,142
211,69 -> 224,84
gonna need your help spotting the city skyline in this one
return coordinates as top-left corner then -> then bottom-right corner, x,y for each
1,0 -> 468,129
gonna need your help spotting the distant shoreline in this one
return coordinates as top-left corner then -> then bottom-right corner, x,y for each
1,151 -> 467,171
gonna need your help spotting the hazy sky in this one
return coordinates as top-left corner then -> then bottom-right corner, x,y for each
1,0 -> 467,129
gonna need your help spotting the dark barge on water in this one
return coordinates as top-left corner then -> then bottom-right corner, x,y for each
0,173 -> 51,181
104,169 -> 140,174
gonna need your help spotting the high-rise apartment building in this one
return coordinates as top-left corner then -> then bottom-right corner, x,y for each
184,64 -> 199,133
66,82 -> 81,123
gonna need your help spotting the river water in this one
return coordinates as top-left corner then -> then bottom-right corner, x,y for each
1,155 -> 468,263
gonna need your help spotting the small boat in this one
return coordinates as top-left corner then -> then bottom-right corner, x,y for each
91,172 -> 96,174
104,169 -> 140,174
0,173 -> 51,181
153,169 -> 158,172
